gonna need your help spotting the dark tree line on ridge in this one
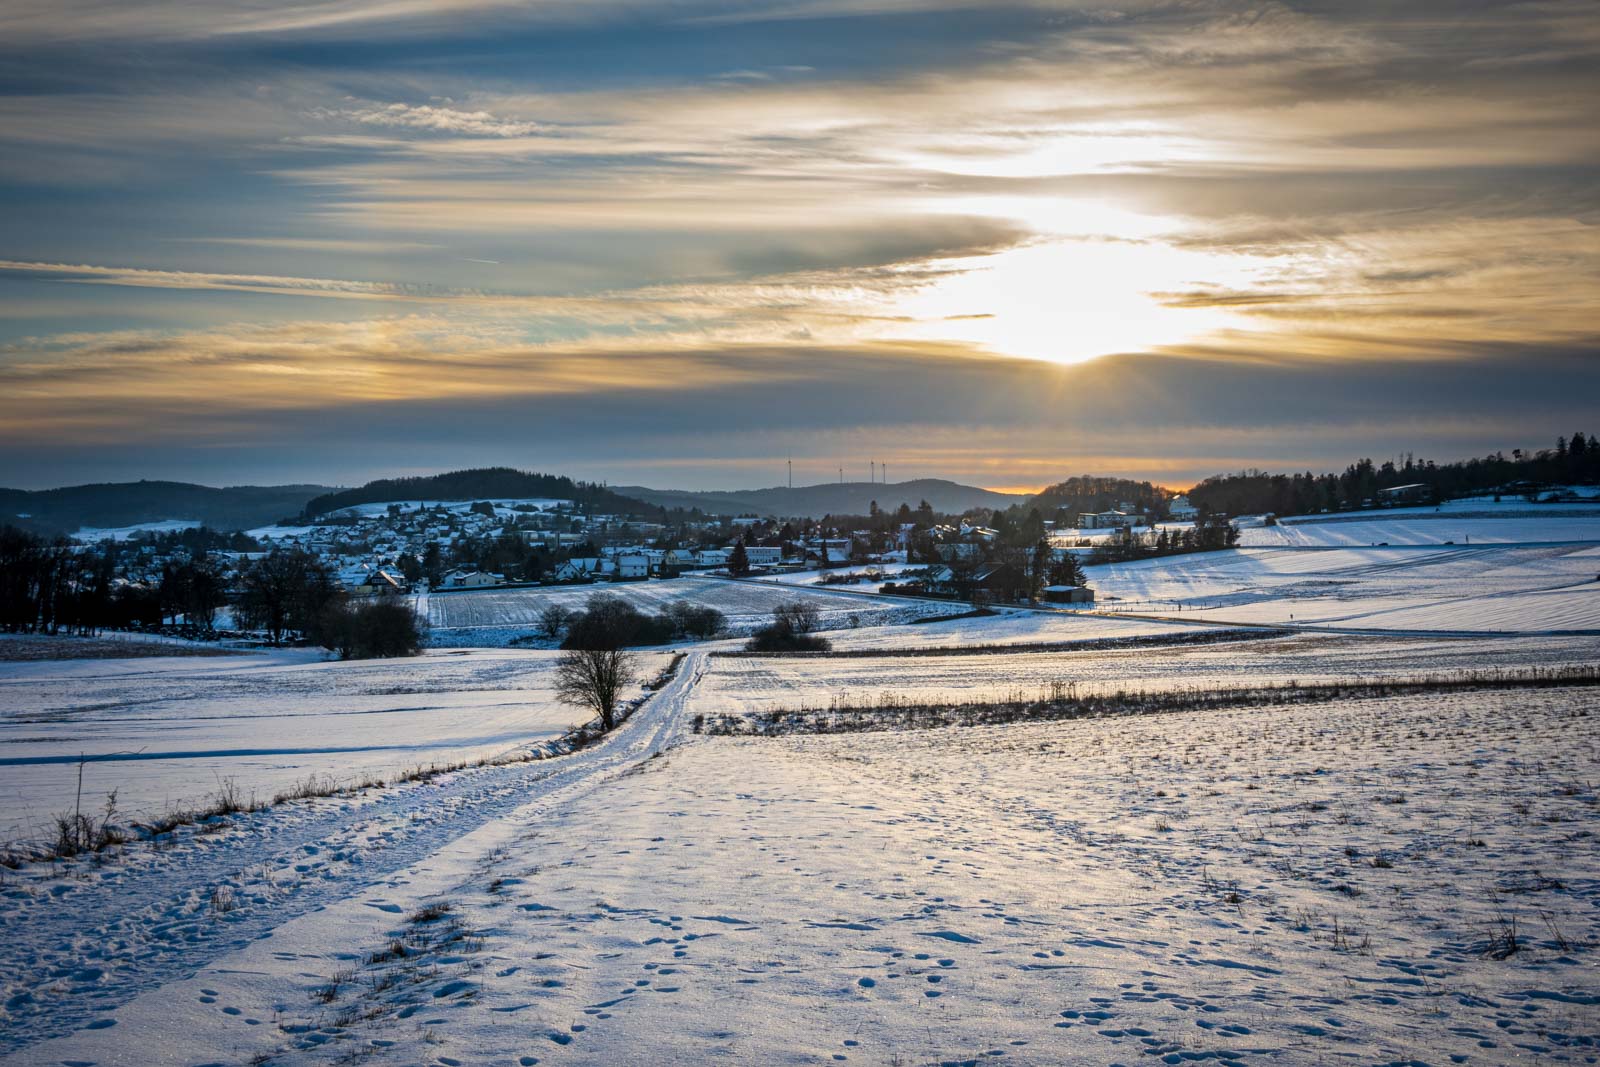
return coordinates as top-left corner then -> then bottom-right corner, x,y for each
1189,432 -> 1599,518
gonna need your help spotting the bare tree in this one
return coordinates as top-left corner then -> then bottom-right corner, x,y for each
536,601 -> 573,640
554,647 -> 638,730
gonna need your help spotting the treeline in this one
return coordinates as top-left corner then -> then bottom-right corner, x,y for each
0,480 -> 327,536
1189,432 -> 1599,518
301,467 -> 654,519
0,528 -> 422,657
1089,518 -> 1239,564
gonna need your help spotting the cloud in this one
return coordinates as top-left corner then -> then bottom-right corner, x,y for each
312,101 -> 546,137
0,0 -> 1595,486
1,315 -> 1592,488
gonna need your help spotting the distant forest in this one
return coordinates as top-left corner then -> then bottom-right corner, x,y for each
1024,476 -> 1171,520
1189,432 -> 1599,518
302,467 -> 655,518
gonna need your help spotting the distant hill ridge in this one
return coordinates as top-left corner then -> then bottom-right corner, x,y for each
0,480 -> 335,536
302,467 -> 654,518
616,479 -> 1025,518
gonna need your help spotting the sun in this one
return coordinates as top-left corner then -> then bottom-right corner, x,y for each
894,231 -> 1252,365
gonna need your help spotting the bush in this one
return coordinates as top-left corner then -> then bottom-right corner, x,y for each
320,599 -> 427,659
745,600 -> 832,652
561,593 -> 673,650
666,600 -> 726,639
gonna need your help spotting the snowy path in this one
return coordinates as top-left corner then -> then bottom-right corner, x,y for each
0,652 -> 708,1058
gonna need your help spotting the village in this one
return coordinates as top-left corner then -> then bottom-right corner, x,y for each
66,492 -> 1208,624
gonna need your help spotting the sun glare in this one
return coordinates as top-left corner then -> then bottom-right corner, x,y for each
895,233 -> 1252,365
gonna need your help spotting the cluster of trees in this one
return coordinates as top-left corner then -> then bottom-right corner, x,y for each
233,549 -> 424,656
0,527 -> 213,634
1189,433 -> 1599,518
1,527 -> 423,657
1024,476 -> 1171,523
746,600 -> 831,652
1089,518 -> 1239,565
548,593 -> 727,650
1,526 -> 94,634
319,599 -> 426,659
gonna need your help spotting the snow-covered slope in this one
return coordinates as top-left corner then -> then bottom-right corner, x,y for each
1089,543 -> 1600,633
0,648 -> 665,843
8,666 -> 1594,1066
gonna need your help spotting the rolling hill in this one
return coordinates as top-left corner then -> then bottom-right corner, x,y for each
616,479 -> 1025,518
0,481 -> 334,536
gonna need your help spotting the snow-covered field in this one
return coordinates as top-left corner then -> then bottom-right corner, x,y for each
71,518 -> 202,543
821,608 -> 1210,651
701,631 -> 1600,714
3,507 -> 1599,1065
0,648 -> 667,845
420,576 -> 946,644
1089,543 -> 1600,632
5,659 -> 1594,1065
1237,501 -> 1600,548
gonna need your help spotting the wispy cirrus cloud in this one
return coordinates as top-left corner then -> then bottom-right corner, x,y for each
310,101 -> 546,138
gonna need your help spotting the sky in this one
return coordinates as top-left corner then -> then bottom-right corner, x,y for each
0,0 -> 1596,492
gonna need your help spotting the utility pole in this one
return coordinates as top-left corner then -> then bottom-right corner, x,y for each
871,460 -> 875,484
787,458 -> 792,489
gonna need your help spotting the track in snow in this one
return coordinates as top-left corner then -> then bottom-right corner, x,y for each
0,652 -> 707,1057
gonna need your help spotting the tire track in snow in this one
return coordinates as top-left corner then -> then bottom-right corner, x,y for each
0,652 -> 707,1057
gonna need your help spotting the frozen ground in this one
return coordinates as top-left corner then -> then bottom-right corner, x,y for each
3,507 -> 1598,1065
5,663 -> 1594,1066
71,519 -> 202,543
0,648 -> 668,846
419,576 -> 946,645
701,631 -> 1600,714
1236,505 -> 1600,548
819,609 -> 1214,651
1088,543 -> 1600,633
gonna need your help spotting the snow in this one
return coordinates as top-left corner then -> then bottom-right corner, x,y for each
1237,506 -> 1600,547
71,519 -> 201,543
0,648 -> 667,845
7,659 -> 1595,1065
420,576 -> 949,644
820,608 -> 1212,651
3,508 -> 1599,1064
747,561 -> 929,592
698,631 -> 1600,715
1087,543 -> 1600,633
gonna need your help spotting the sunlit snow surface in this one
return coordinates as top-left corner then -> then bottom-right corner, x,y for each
0,648 -> 662,842
3,511 -> 1599,1065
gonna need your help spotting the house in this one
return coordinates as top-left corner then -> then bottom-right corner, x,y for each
742,545 -> 783,567
1078,510 -> 1141,529
551,557 -> 612,582
1378,483 -> 1431,505
969,562 -> 1027,602
616,554 -> 651,580
1168,495 -> 1198,521
922,562 -> 1025,601
1042,584 -> 1095,604
659,548 -> 698,574
371,570 -> 408,596
696,549 -> 731,568
442,570 -> 502,589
